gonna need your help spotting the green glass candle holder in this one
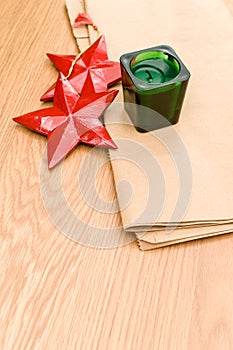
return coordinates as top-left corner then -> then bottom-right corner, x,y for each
120,45 -> 191,132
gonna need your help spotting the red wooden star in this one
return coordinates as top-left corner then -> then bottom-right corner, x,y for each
13,73 -> 118,169
40,35 -> 121,102
72,13 -> 97,30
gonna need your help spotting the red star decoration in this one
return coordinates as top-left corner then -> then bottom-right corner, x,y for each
40,35 -> 121,102
13,73 -> 118,169
72,13 -> 98,30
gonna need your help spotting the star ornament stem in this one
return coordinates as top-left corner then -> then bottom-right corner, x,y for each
40,35 -> 121,102
13,74 -> 118,169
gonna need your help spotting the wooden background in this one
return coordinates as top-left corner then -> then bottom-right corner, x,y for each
0,0 -> 233,349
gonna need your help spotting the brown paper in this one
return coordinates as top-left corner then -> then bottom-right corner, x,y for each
66,0 -> 92,51
68,0 -> 233,249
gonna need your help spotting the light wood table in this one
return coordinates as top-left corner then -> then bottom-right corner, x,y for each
1,0 -> 233,349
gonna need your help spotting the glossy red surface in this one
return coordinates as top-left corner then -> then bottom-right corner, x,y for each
72,12 -> 94,28
13,73 -> 118,169
40,35 -> 121,102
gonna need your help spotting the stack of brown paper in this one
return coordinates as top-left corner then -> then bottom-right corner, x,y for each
67,0 -> 233,249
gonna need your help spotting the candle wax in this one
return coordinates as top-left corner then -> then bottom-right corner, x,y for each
131,58 -> 180,84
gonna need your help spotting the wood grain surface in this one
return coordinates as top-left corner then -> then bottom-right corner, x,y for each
0,0 -> 233,349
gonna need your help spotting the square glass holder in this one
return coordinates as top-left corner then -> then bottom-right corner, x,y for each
120,45 -> 191,132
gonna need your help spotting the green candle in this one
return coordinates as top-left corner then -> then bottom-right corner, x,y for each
132,63 -> 166,84
120,46 -> 191,132
131,51 -> 180,84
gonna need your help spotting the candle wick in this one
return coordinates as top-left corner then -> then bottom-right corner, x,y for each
145,69 -> 153,82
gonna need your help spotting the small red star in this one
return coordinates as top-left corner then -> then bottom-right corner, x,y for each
13,73 -> 118,169
72,13 -> 97,29
40,35 -> 121,102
